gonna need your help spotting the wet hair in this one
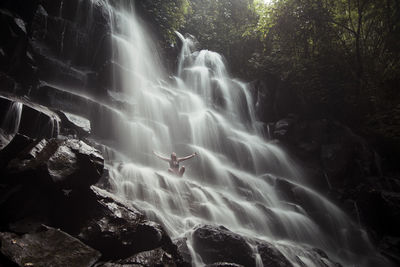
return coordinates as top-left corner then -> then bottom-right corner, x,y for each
171,152 -> 177,159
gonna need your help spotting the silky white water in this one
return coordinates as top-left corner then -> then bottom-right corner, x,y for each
78,1 -> 391,266
0,100 -> 22,148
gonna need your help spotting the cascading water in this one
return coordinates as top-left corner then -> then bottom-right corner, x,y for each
73,1 -> 392,266
0,100 -> 23,148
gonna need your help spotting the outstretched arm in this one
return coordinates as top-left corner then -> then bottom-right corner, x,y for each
178,152 -> 197,162
153,151 -> 170,161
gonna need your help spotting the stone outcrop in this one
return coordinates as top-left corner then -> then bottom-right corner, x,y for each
0,95 -> 60,140
5,138 -> 103,189
192,224 -> 255,267
0,134 -> 187,266
191,224 -> 341,267
0,225 -> 101,267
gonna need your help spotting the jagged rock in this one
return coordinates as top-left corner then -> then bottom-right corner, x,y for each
96,247 -> 189,267
0,95 -> 60,139
118,248 -> 176,266
192,224 -> 255,267
0,225 -> 101,267
57,110 -> 91,137
62,186 -> 167,260
6,138 -> 103,189
174,238 -> 192,266
257,242 -> 293,267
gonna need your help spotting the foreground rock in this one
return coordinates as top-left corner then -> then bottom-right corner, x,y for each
57,110 -> 91,137
0,133 -> 187,265
257,242 -> 294,267
67,186 -> 170,260
192,225 -> 255,266
0,225 -> 101,267
6,138 -> 103,189
192,224 -> 342,267
97,248 -> 177,266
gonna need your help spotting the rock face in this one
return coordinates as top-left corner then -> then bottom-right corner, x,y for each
57,110 -> 91,137
0,0 -> 177,101
0,134 -> 187,266
0,225 -> 101,267
6,138 -> 103,189
191,224 -> 342,267
268,116 -> 400,266
106,248 -> 177,267
74,186 -> 169,260
192,225 -> 255,266
257,242 -> 294,267
0,95 -> 60,140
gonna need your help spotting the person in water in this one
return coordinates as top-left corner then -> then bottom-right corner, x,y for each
153,150 -> 197,177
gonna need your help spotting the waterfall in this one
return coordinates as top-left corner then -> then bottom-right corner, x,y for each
70,1 -> 389,266
0,101 -> 23,148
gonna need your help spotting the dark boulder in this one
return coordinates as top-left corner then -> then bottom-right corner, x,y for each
174,238 -> 192,266
6,138 -> 103,189
115,248 -> 176,267
192,224 -> 255,267
0,225 -> 101,267
57,110 -> 91,137
96,246 -> 190,267
62,186 -> 169,260
257,242 -> 293,267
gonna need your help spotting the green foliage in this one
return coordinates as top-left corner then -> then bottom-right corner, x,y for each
250,0 -> 400,135
140,0 -> 190,44
182,0 -> 259,76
